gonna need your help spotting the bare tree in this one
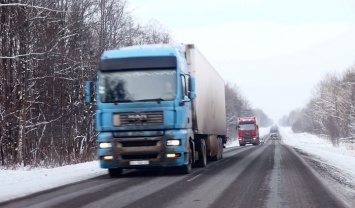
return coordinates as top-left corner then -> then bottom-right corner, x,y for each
225,82 -> 253,140
0,0 -> 173,168
253,108 -> 273,127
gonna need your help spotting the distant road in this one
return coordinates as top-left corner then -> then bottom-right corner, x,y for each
0,137 -> 348,208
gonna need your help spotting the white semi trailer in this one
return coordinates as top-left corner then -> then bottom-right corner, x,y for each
186,44 -> 227,167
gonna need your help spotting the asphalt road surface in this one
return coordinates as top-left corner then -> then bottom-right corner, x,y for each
0,137 -> 350,208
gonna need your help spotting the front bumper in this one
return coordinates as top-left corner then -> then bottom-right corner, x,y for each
97,131 -> 188,169
239,138 -> 258,145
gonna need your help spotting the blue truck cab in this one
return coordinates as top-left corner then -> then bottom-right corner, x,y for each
86,44 -> 197,176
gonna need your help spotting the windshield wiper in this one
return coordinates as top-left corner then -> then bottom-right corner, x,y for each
105,99 -> 133,103
135,98 -> 165,103
106,98 -> 167,103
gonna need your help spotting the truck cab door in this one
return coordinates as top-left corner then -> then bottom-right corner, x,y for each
179,75 -> 193,128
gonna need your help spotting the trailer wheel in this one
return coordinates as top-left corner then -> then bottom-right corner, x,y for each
219,138 -> 223,159
211,138 -> 221,161
108,168 -> 123,177
216,138 -> 221,160
195,139 -> 207,167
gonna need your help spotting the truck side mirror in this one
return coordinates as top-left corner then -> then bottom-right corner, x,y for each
85,81 -> 94,103
188,76 -> 196,99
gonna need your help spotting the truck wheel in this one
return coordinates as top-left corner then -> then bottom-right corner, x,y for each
211,138 -> 221,161
179,147 -> 192,174
195,139 -> 207,167
219,138 -> 223,159
108,168 -> 123,177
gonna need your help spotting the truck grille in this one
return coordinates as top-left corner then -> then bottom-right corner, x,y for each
122,154 -> 158,160
113,137 -> 163,161
243,132 -> 252,139
115,111 -> 163,126
121,140 -> 158,147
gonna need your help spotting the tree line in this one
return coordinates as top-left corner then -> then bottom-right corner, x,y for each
0,0 -> 172,168
279,64 -> 355,146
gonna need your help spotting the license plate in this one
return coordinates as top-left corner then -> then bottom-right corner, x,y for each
129,160 -> 149,165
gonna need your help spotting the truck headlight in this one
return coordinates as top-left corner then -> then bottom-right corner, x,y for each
100,155 -> 113,160
167,139 -> 181,146
99,142 -> 112,148
166,153 -> 182,158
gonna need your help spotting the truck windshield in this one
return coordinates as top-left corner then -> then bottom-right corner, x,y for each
239,124 -> 255,130
98,69 -> 177,103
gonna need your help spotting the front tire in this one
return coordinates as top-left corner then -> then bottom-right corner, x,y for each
179,147 -> 192,174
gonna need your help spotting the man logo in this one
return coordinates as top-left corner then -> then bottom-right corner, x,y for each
127,114 -> 147,122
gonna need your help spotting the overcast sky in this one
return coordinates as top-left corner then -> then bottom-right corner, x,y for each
128,0 -> 355,123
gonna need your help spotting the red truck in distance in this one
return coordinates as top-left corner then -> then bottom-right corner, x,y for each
236,117 -> 260,146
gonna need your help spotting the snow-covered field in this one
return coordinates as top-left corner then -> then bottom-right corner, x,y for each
1,127 -> 355,204
280,127 -> 355,180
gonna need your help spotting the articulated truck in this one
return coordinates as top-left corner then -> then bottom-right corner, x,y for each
85,44 -> 227,177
